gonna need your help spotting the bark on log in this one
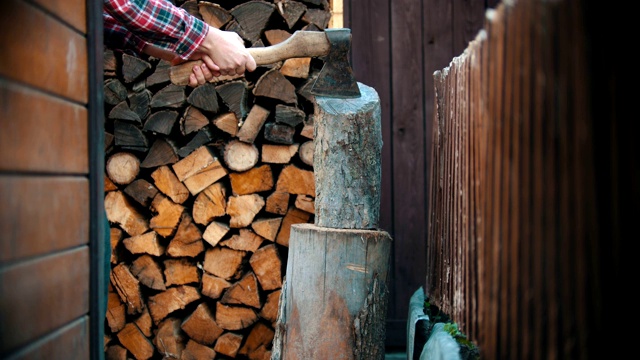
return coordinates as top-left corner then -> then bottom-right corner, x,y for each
280,224 -> 392,360
314,82 -> 382,229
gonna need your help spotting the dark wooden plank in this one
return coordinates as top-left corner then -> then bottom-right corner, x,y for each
4,317 -> 90,360
31,0 -> 86,33
0,0 -> 88,103
345,0 -> 398,345
0,247 -> 90,353
0,80 -> 88,173
390,0 -> 427,339
518,2 -> 533,357
452,0 -> 486,56
0,176 -> 89,263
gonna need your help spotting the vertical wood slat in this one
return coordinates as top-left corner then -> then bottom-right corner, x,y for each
390,0 -> 427,328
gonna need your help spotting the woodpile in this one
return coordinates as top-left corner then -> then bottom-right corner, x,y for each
103,1 -> 332,359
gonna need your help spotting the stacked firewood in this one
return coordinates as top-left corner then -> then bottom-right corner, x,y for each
102,1 -> 331,359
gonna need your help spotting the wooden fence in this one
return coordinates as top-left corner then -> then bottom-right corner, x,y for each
426,0 -> 631,358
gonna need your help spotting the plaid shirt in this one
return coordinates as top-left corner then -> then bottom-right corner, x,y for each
103,0 -> 208,60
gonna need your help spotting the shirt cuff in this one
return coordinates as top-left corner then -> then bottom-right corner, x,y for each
174,15 -> 208,60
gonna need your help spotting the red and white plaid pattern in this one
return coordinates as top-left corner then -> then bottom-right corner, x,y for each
103,0 -> 208,60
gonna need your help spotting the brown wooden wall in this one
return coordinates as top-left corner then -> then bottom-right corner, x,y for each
343,0 -> 499,347
0,0 -> 105,359
425,0 -> 633,358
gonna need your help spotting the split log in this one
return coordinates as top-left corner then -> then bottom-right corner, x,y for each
280,57 -> 311,79
124,179 -> 158,207
314,82 -> 382,229
154,317 -> 187,358
214,332 -> 243,358
238,322 -> 275,358
104,78 -> 127,105
276,0 -> 306,29
146,59 -> 171,87
237,104 -> 270,143
215,303 -> 258,331
181,303 -> 224,345
253,69 -> 297,104
203,247 -> 246,280
275,104 -> 305,126
135,308 -> 153,337
124,231 -> 165,257
198,2 -> 231,28
186,82 -> 219,112
275,206 -> 312,246
143,110 -> 179,135
201,273 -> 232,300
227,194 -> 265,228
180,105 -> 209,135
182,340 -> 217,360
216,81 -> 250,120
177,127 -> 214,158
172,145 -> 228,195
251,217 -> 283,242
221,272 -> 262,308
147,285 -> 201,325
264,122 -> 295,144
275,164 -> 315,196
261,144 -> 299,164
163,258 -> 199,286
202,221 -> 230,247
294,194 -> 315,214
264,29 -> 292,45
259,289 -> 281,324
149,194 -> 185,237
192,182 -> 227,225
249,244 -> 282,291
220,228 -> 264,252
108,101 -> 141,124
212,112 -> 239,136
151,83 -> 186,109
110,263 -> 144,315
104,190 -> 149,236
122,53 -> 151,83
130,253 -> 166,290
150,165 -> 189,204
116,323 -> 155,360
106,290 -> 126,333
141,138 -> 179,168
229,164 -> 274,195
129,89 -> 152,120
229,1 -> 276,43
114,120 -> 149,152
265,191 -> 290,215
166,213 -> 205,258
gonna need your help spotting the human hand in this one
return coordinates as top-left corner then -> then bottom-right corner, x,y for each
192,26 -> 257,77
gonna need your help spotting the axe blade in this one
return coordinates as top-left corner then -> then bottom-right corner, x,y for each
311,28 -> 361,98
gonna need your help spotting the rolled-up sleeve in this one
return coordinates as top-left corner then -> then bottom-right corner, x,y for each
103,0 -> 208,60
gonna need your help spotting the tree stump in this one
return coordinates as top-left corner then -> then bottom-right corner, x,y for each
279,224 -> 392,360
274,82 -> 391,360
314,82 -> 382,229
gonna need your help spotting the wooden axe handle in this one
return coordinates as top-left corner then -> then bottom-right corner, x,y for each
169,31 -> 330,86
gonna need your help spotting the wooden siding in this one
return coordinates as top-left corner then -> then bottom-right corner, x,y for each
344,0 -> 491,347
0,0 -> 102,358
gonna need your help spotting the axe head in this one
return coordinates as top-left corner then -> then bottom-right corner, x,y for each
311,28 -> 361,98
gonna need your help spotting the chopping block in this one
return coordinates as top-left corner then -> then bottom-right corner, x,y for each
272,82 -> 393,360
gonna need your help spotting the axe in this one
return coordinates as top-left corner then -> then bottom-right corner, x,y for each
169,28 -> 361,98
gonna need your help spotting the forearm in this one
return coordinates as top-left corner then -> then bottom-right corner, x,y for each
103,0 -> 208,59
